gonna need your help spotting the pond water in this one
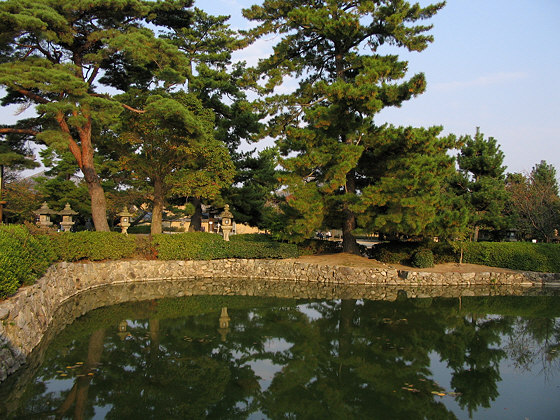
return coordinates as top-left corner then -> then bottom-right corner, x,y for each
1,285 -> 560,419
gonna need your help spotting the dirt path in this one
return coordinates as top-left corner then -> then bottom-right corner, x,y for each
294,253 -> 518,273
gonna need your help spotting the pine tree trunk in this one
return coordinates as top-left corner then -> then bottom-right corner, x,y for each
189,197 -> 202,231
343,170 -> 361,255
473,225 -> 479,242
151,176 -> 164,235
64,114 -> 110,231
74,328 -> 105,420
82,165 -> 110,232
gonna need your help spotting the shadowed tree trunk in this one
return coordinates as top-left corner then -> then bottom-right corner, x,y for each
189,197 -> 203,231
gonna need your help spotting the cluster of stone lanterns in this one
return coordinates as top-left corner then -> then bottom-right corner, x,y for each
35,201 -> 78,232
34,202 -> 234,237
35,202 -> 78,231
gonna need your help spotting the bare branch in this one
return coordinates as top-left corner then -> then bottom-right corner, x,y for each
122,103 -> 146,114
0,128 -> 39,136
15,88 -> 50,104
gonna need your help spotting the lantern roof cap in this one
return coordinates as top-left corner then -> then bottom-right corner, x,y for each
34,201 -> 56,215
117,206 -> 134,217
58,202 -> 77,216
218,204 -> 233,219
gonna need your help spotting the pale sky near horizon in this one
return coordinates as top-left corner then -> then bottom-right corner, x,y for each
199,0 -> 560,176
2,0 -> 559,177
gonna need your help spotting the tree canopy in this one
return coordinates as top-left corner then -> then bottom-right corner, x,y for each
243,0 -> 445,251
0,0 -> 193,230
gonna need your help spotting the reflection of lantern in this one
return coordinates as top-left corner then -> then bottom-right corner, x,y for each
218,204 -> 234,241
117,206 -> 134,234
34,202 -> 56,228
58,203 -> 78,232
218,307 -> 231,342
117,320 -> 131,340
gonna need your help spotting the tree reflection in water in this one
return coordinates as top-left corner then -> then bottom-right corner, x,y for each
2,294 -> 560,419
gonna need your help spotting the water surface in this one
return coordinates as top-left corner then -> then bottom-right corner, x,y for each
1,289 -> 559,419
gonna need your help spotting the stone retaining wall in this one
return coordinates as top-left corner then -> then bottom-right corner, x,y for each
1,259 -> 559,382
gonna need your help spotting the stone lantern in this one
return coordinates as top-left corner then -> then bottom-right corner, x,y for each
58,203 -> 77,232
218,307 -> 231,342
117,206 -> 134,234
34,202 -> 56,228
218,204 -> 233,241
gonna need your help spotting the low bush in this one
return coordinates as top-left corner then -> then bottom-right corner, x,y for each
127,225 -> 151,234
412,248 -> 434,268
50,231 -> 137,261
370,240 -> 457,266
298,239 -> 342,255
462,242 -> 560,272
368,241 -> 419,265
0,225 -> 56,298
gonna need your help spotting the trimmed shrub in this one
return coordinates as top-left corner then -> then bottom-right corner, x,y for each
153,232 -> 229,260
51,231 -> 137,261
228,239 -> 299,259
412,248 -> 434,268
153,232 -> 299,260
0,225 -> 56,298
462,242 -> 560,272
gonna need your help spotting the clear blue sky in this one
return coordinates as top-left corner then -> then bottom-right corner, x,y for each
200,0 -> 560,175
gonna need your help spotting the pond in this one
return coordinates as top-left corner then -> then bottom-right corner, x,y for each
1,282 -> 559,419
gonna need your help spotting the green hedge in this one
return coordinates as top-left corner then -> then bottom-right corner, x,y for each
51,231 -> 138,261
462,242 -> 560,272
153,232 -> 299,260
0,225 -> 56,298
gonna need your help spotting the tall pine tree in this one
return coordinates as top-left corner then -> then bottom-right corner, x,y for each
244,0 -> 445,252
452,128 -> 509,241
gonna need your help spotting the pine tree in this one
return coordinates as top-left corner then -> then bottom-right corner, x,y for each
357,126 -> 459,238
243,0 -> 445,251
117,91 -> 235,235
453,128 -> 509,241
0,0 -> 192,231
154,7 -> 261,228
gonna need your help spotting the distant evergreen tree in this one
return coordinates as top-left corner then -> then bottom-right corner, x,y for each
452,128 -> 509,241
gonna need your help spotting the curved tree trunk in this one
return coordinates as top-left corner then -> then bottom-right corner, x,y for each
62,112 -> 110,231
